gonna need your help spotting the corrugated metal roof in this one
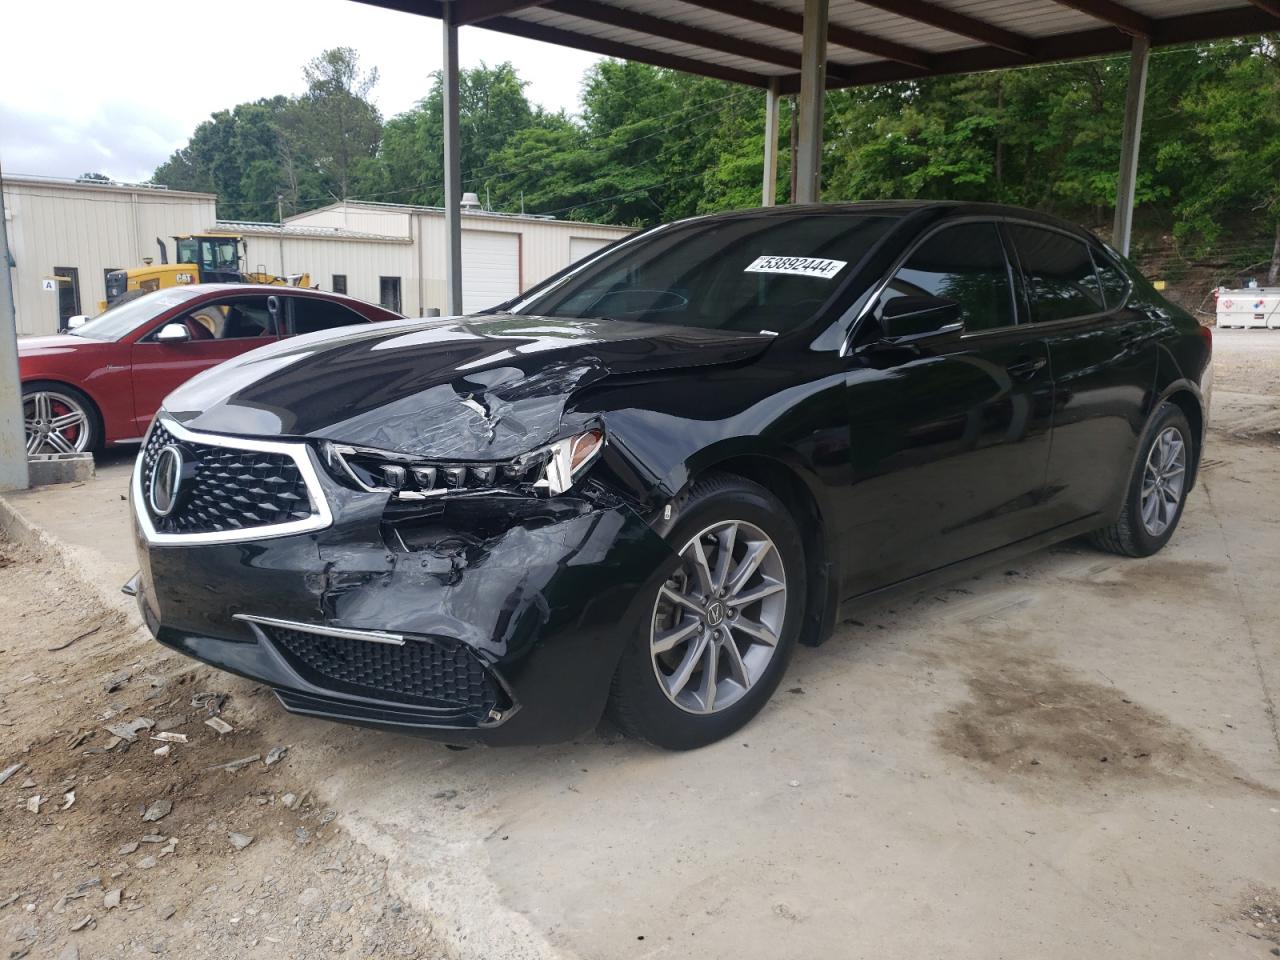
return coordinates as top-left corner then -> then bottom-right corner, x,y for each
3,174 -> 217,201
521,7 -> 794,74
215,220 -> 412,242
352,0 -> 1277,91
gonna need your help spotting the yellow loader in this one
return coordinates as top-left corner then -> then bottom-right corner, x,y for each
98,234 -> 311,311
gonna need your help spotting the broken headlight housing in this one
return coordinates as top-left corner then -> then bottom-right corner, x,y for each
322,428 -> 605,499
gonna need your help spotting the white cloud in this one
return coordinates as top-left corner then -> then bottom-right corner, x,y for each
1,0 -> 601,182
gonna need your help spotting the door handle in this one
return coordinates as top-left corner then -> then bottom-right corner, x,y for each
1006,356 -> 1047,380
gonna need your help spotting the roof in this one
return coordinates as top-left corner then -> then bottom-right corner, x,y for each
352,0 -> 1278,91
668,199 -> 1101,236
165,283 -> 377,300
2,174 -> 217,202
286,199 -> 636,232
214,220 -> 412,243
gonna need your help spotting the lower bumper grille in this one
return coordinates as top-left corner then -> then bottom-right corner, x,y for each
264,626 -> 503,717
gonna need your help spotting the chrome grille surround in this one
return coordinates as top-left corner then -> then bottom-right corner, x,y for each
132,415 -> 332,545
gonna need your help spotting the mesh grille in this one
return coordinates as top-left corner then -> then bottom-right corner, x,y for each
141,422 -> 314,535
266,627 -> 502,715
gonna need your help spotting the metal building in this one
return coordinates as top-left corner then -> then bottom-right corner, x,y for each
283,200 -> 631,315
2,177 -> 632,336
3,176 -> 216,335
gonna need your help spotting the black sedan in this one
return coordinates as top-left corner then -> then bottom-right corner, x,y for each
126,202 -> 1211,749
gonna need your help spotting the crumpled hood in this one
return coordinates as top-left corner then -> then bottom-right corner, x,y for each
165,314 -> 772,460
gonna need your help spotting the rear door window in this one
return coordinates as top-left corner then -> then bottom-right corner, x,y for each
290,297 -> 370,336
1091,249 -> 1131,309
882,222 -> 1015,332
1009,225 -> 1104,323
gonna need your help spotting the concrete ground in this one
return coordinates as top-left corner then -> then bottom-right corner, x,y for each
3,329 -> 1279,960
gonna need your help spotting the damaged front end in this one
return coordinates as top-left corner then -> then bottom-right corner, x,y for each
130,313 -> 775,742
129,407 -> 675,745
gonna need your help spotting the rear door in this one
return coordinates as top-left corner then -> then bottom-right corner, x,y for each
844,220 -> 1056,593
129,295 -> 279,434
1005,224 -> 1159,526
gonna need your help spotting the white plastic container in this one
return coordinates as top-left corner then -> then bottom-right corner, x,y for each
1215,286 -> 1280,328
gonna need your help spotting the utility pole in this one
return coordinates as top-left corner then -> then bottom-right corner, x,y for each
0,157 -> 31,491
276,194 -> 286,277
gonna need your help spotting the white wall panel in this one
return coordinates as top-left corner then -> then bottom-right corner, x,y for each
4,179 -> 214,335
4,186 -> 632,334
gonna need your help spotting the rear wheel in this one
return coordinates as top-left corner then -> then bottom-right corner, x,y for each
608,474 -> 805,750
1090,402 -> 1192,557
22,382 -> 100,455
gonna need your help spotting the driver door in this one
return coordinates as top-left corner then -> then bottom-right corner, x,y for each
842,221 -> 1056,594
129,295 -> 279,435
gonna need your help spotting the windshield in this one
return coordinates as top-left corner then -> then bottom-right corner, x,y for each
508,213 -> 895,334
70,287 -> 207,341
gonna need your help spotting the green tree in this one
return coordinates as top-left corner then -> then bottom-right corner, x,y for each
382,62 -> 547,207
287,47 -> 383,201
153,96 -> 292,221
1153,38 -> 1280,275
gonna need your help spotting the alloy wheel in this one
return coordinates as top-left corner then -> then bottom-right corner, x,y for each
650,519 -> 787,715
1140,425 -> 1186,537
23,390 -> 91,455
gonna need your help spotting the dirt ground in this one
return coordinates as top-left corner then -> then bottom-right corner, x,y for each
0,545 -> 441,958
1,329 -> 1278,960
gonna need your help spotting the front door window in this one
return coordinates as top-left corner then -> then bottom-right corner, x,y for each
882,222 -> 1016,333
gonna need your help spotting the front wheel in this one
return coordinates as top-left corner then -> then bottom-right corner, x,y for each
1090,402 -> 1193,557
608,474 -> 806,750
22,381 -> 100,455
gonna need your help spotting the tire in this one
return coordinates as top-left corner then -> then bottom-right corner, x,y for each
1089,402 -> 1193,558
21,381 -> 101,455
608,473 -> 807,750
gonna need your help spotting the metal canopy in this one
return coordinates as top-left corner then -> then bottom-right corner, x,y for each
356,0 -> 1278,92
345,0 -> 1278,314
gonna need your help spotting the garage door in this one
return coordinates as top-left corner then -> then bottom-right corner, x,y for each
462,231 -> 519,314
569,236 -> 611,265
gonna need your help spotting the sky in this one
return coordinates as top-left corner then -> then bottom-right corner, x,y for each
0,0 -> 602,184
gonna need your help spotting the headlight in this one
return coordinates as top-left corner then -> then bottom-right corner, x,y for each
323,427 -> 605,499
542,428 -> 604,495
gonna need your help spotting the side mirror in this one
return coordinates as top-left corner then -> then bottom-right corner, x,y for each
267,295 -> 282,330
879,295 -> 962,341
67,315 -> 90,330
155,322 -> 191,344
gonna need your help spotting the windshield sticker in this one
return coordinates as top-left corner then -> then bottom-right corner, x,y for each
744,255 -> 848,279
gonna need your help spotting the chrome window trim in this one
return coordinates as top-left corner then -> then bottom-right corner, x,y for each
132,415 -> 333,546
233,613 -> 405,647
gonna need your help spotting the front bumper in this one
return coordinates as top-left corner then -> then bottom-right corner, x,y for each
131,451 -> 673,746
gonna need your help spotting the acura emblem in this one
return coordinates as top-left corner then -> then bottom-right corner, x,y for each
149,444 -> 185,517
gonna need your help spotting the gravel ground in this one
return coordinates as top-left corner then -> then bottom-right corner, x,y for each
0,540 -> 444,959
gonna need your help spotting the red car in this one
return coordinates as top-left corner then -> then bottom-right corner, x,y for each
20,285 -> 402,454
